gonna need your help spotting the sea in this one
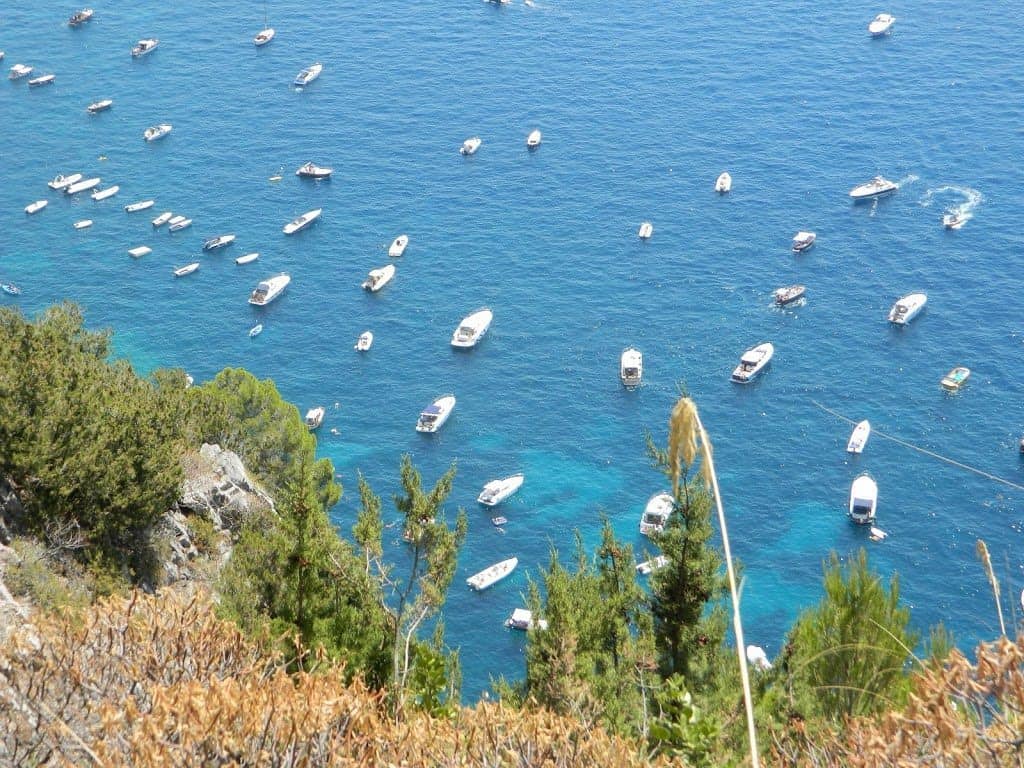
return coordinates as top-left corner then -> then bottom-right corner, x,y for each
2,1 -> 1023,701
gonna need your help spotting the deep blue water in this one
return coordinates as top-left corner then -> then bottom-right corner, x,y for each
3,1 -> 1024,701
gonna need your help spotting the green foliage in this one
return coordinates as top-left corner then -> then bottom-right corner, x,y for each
5,538 -> 90,612
648,675 -> 719,768
184,515 -> 218,555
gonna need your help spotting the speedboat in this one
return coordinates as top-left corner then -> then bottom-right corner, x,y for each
304,407 -> 325,430
9,64 -> 33,80
773,285 -> 806,306
124,199 -> 155,213
24,200 -> 48,215
173,262 -> 200,277
868,13 -> 895,36
388,234 -> 409,257
91,185 -> 119,201
792,231 -> 816,252
943,211 -> 966,230
48,173 -> 82,190
282,208 -> 322,234
715,171 -> 732,193
846,420 -> 871,454
466,557 -> 517,591
132,38 -> 159,58
128,246 -> 152,258
940,366 -> 971,391
152,211 -> 173,227
168,217 -> 193,232
248,273 -> 291,306
450,308 -> 493,348
203,234 -> 236,251
505,608 -> 547,631
235,252 -> 259,265
355,331 -> 373,351
362,264 -> 395,292
295,161 -> 332,178
87,99 -> 113,113
253,27 -> 275,46
143,124 -> 172,142
460,136 -> 482,156
636,555 -> 668,576
415,394 -> 456,433
638,221 -> 653,240
887,292 -> 927,325
294,62 -> 323,87
73,219 -> 93,230
0,282 -> 22,296
731,342 -> 774,383
849,176 -> 898,200
28,74 -> 55,87
849,473 -> 877,525
526,129 -> 542,148
620,347 -> 643,387
640,492 -> 674,536
68,8 -> 94,26
64,177 -> 101,195
477,474 -> 524,506
249,324 -> 263,338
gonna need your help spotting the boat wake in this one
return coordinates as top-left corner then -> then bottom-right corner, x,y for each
897,173 -> 919,188
919,184 -> 982,222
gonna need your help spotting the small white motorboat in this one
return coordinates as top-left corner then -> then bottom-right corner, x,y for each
253,27 -> 275,46
477,473 -> 524,506
294,62 -> 323,87
203,234 -> 236,251
65,177 -> 101,196
355,331 -> 373,351
388,234 -> 409,257
235,252 -> 259,265
68,8 -> 94,26
730,342 -> 774,383
849,175 -> 898,200
620,347 -> 643,387
746,646 -> 773,671
124,199 -> 155,213
773,285 -> 806,306
460,136 -> 482,156
249,323 -> 263,337
635,555 -> 668,576
73,219 -> 93,230
128,246 -> 152,258
283,208 -> 322,234
173,262 -> 200,277
868,13 -> 896,36
526,128 -> 542,148
467,557 -> 518,591
304,406 -> 325,430
87,99 -> 113,114
132,38 -> 159,58
48,173 -> 82,190
943,211 -> 966,230
9,64 -> 33,80
143,123 -> 172,142
638,221 -> 653,240
248,273 -> 291,306
869,526 -> 888,542
940,366 -> 971,391
792,231 -> 816,252
715,171 -> 732,193
168,217 -> 193,232
295,161 -> 332,178
24,200 -> 48,214
849,473 -> 878,525
887,292 -> 927,325
415,394 -> 456,433
451,308 -> 493,348
846,420 -> 871,454
362,263 -> 396,292
505,608 -> 548,631
91,185 -> 120,201
640,492 -> 674,536
28,74 -> 56,87
152,211 -> 173,227
1,282 -> 22,296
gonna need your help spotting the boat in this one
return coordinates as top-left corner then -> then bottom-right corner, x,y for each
249,324 -> 263,337
869,526 -> 888,542
64,177 -> 101,195
638,221 -> 653,240
68,8 -> 94,26
491,516 -> 507,526
388,234 -> 409,257
124,199 -> 155,213
887,292 -> 927,325
143,124 -> 172,142
773,285 -> 806,306
152,211 -> 173,227
91,185 -> 119,201
28,74 -> 55,87
730,342 -> 774,383
636,555 -> 668,576
48,173 -> 82,190
73,219 -> 93,230
466,557 -> 517,591
131,38 -> 159,58
415,394 -> 456,433
943,211 -> 966,230
460,137 -> 482,156
362,264 -> 396,292
128,246 -> 152,258
9,64 -> 33,80
24,200 -> 48,215
173,262 -> 200,277
526,129 -> 542,148
168,218 -> 193,232
282,208 -> 322,234
295,162 -> 332,178
293,62 -> 323,87
167,215 -> 186,226
450,308 -> 493,348
940,366 -> 971,391
253,27 -> 275,46
304,407 -> 325,430
87,99 -> 113,114
849,176 -> 898,200
846,419 -> 871,454
355,331 -> 373,351
620,347 -> 643,387
640,492 -> 674,536
203,234 -> 236,251
248,273 -> 291,306
715,171 -> 732,193
235,252 -> 259,265
848,473 -> 878,525
505,608 -> 547,631
746,646 -> 773,672
792,231 -> 816,252
0,282 -> 22,296
477,474 -> 524,507
868,13 -> 896,36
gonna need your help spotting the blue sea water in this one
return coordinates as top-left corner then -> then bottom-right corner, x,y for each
3,1 -> 1024,701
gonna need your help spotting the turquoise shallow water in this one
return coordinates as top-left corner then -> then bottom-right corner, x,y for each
3,1 -> 1024,700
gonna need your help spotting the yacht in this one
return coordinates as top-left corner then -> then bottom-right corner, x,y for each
253,27 -> 275,46
124,199 -> 155,213
64,177 -> 101,195
773,285 -> 806,306
48,173 -> 83,190
295,161 -> 332,178
68,8 -> 94,26
415,394 -> 456,433
730,342 -> 774,383
203,234 -> 236,251
715,171 -> 732,193
132,38 -> 159,58
91,185 -> 119,201
868,13 -> 896,36
362,263 -> 395,292
505,608 -> 548,631
9,64 -> 33,80
848,473 -> 878,525
792,231 -> 816,252
168,217 -> 193,232
640,492 -> 674,536
620,347 -> 643,387
450,308 -> 493,348
887,292 -> 927,325
87,99 -> 113,114
388,234 -> 409,257
73,219 -> 93,230
28,74 -> 55,87
144,124 -> 172,142
282,208 -> 322,234
940,366 -> 971,391
943,211 -> 966,230
128,246 -> 152,258
293,62 -> 323,87
235,252 -> 259,265
477,474 -> 524,506
849,176 -> 898,200
526,129 -> 542,148
248,273 -> 291,306
304,407 -> 325,430
355,331 -> 373,351
466,557 -> 517,591
460,136 -> 482,156
24,200 -> 48,215
152,211 -> 173,227
173,262 -> 200,277
638,221 -> 653,240
846,420 -> 871,454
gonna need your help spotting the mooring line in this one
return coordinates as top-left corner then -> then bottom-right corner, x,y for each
811,400 -> 1024,493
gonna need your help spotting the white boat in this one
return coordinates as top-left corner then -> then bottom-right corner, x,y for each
868,13 -> 895,36
638,221 -> 653,240
940,366 -> 971,391
362,263 -> 395,292
846,420 -> 871,454
848,473 -> 877,525
477,473 -> 524,506
87,99 -> 113,114
9,64 -> 33,80
248,273 -> 291,306
773,285 -> 806,306
450,308 -> 493,348
173,262 -> 200,277
73,219 -> 93,230
730,342 -> 774,383
152,211 -> 173,227
253,27 -> 275,46
203,234 -> 236,251
295,161 -> 332,178
746,645 -> 773,671
415,394 -> 456,433
294,62 -> 322,87
792,231 -> 816,252
128,246 -> 152,258
168,217 -> 193,232
64,177 -> 101,195
505,608 -> 547,631
304,407 -> 325,430
943,211 -> 966,230
24,200 -> 48,215
526,129 -> 542,148
887,292 -> 927,325
249,324 -> 263,337
48,173 -> 82,190
460,136 -> 482,156
124,199 -> 155,213
167,214 -> 186,226
132,38 -> 159,58
282,208 -> 322,234
636,555 -> 668,576
640,492 -> 674,536
849,176 -> 898,200
355,331 -> 373,351
388,234 -> 409,257
467,557 -> 517,591
715,171 -> 732,193
28,74 -> 55,87
91,185 -> 119,201
620,347 -> 643,387
69,9 -> 94,26
235,252 -> 259,265
143,124 -> 172,142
